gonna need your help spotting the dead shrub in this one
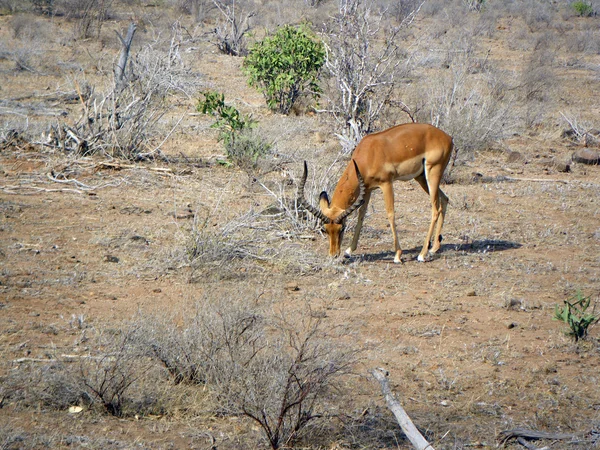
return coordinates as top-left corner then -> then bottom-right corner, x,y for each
57,0 -> 115,39
46,22 -> 201,160
9,14 -> 49,41
212,0 -> 255,56
131,295 -> 360,450
421,43 -> 514,160
520,48 -> 556,103
322,0 -> 418,152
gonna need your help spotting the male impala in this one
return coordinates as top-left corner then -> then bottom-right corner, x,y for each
298,123 -> 453,263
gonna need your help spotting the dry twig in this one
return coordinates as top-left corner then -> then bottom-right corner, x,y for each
371,368 -> 435,450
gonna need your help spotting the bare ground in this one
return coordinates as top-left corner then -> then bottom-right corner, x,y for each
1,7 -> 600,450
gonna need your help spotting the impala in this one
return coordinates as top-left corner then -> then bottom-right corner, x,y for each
298,123 -> 453,263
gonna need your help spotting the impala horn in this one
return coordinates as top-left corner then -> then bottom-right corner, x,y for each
334,160 -> 366,224
298,161 -> 329,223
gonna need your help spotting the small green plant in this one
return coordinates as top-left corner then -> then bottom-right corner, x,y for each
197,91 -> 270,169
554,291 -> 598,341
198,91 -> 253,146
571,1 -> 594,16
243,24 -> 325,114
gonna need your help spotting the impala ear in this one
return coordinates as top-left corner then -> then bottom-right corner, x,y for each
319,191 -> 330,211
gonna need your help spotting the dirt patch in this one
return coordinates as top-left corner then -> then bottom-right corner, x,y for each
1,4 -> 600,450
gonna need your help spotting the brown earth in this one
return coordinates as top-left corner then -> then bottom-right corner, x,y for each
1,4 -> 600,450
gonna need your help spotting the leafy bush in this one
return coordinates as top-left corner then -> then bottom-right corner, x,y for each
243,24 -> 325,114
554,291 -> 599,341
198,90 -> 270,168
198,90 -> 253,146
571,1 -> 594,16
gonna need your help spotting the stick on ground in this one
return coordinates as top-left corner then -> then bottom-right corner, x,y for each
371,368 -> 435,450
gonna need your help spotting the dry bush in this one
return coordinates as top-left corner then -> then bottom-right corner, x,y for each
212,0 -> 255,56
131,295 -> 360,449
47,22 -> 202,160
59,0 -> 115,39
0,41 -> 41,73
0,325 -> 176,419
322,0 -> 418,152
9,13 -> 50,41
0,0 -> 25,13
169,0 -> 215,22
420,39 -> 515,159
521,47 -> 556,102
186,195 -> 330,280
560,112 -> 600,147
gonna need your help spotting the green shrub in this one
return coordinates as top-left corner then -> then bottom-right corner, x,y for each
243,24 -> 325,115
571,1 -> 594,16
197,91 -> 270,169
554,291 -> 598,341
198,90 -> 253,146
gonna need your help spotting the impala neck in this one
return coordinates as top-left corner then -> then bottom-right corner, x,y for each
330,164 -> 362,213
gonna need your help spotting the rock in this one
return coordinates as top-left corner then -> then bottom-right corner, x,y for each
507,322 -> 518,329
465,290 -> 477,297
285,282 -> 299,292
506,151 -> 524,163
103,255 -> 119,263
572,148 -> 600,165
554,158 -> 571,173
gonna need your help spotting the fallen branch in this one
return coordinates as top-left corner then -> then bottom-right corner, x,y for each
95,161 -> 173,173
498,428 -> 586,447
371,368 -> 435,450
47,172 -> 125,190
1,185 -> 85,195
504,176 -> 569,184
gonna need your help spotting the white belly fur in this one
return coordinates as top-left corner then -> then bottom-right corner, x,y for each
383,157 -> 424,181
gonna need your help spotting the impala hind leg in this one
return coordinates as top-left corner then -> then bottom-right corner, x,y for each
416,168 -> 445,262
429,188 -> 448,254
380,182 -> 402,263
345,190 -> 371,257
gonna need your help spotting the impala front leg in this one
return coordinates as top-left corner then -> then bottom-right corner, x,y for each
381,183 -> 402,263
345,190 -> 371,257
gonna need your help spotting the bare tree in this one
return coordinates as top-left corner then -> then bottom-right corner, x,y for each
322,0 -> 422,153
212,0 -> 255,56
47,22 -> 201,160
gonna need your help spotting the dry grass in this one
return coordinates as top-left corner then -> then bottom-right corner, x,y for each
1,1 -> 600,449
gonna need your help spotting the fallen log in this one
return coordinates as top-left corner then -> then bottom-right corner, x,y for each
371,368 -> 435,450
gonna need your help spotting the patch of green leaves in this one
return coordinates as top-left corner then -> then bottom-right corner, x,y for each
554,291 -> 598,341
197,91 -> 270,170
243,24 -> 325,115
571,1 -> 594,16
198,91 -> 254,146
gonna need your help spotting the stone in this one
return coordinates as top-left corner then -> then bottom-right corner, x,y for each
572,148 -> 600,165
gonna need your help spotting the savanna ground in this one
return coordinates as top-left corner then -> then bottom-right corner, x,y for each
1,1 -> 600,449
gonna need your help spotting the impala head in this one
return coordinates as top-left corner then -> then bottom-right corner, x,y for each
298,160 -> 365,257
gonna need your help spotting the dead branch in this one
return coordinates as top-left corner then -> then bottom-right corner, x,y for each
115,22 -> 137,91
504,176 -> 569,184
95,162 -> 172,173
1,185 -> 85,195
371,368 -> 435,450
498,428 -> 586,448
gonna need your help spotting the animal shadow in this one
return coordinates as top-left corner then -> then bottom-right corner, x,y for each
347,239 -> 522,264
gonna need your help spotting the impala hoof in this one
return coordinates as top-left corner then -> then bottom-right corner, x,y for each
394,251 -> 402,264
344,247 -> 353,257
417,254 -> 428,262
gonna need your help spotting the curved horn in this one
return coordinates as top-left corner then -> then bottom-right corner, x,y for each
334,159 -> 366,224
298,161 -> 329,223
